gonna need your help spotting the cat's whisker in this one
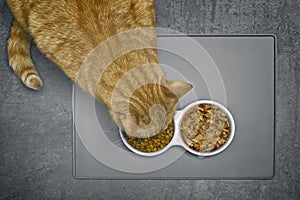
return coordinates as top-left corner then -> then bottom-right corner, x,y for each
112,139 -> 124,146
104,130 -> 117,134
106,125 -> 117,131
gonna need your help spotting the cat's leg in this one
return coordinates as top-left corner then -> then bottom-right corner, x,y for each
7,20 -> 42,90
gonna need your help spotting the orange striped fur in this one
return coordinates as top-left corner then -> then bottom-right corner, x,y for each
6,0 -> 192,136
7,21 -> 42,90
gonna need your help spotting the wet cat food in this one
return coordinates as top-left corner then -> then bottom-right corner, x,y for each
127,122 -> 174,153
180,104 -> 230,152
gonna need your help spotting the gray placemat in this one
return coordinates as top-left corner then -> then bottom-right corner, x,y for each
73,35 -> 275,179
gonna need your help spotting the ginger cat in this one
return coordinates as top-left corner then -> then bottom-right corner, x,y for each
6,0 -> 192,137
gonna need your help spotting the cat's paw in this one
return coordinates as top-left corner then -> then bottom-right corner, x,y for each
24,74 -> 43,90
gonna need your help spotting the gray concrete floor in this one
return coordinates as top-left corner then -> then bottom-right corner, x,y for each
0,0 -> 299,199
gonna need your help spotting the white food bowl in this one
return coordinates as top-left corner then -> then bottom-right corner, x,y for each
119,100 -> 235,157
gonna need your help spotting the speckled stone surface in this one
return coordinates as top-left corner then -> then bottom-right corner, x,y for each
0,0 -> 299,199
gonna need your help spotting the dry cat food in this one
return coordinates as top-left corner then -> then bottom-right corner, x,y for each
127,122 -> 174,153
180,104 -> 230,152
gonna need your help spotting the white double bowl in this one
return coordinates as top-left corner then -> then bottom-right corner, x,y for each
120,100 -> 235,157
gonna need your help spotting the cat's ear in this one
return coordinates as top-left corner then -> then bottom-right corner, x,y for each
119,112 -> 137,137
166,80 -> 193,98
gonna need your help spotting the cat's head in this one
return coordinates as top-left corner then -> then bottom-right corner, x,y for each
113,79 -> 192,138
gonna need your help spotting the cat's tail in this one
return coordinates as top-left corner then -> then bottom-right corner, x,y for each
7,20 -> 42,90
